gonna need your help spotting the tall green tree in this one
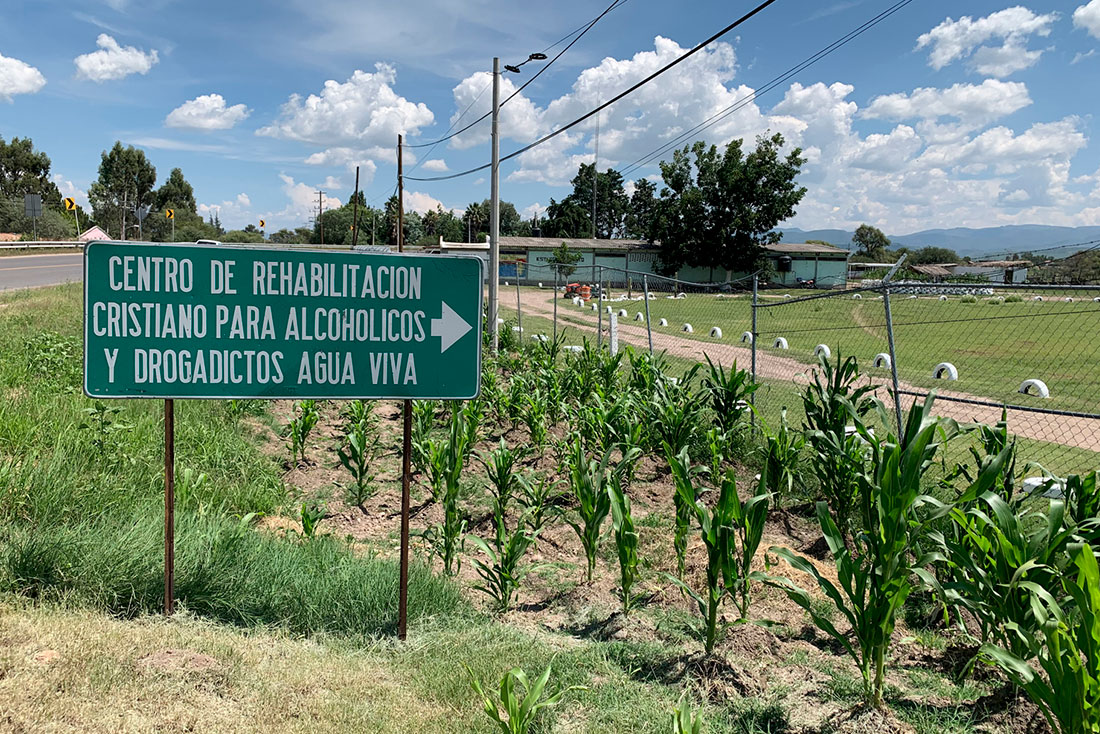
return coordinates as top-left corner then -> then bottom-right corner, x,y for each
625,178 -> 658,240
541,197 -> 590,239
851,224 -> 890,260
908,245 -> 959,264
653,133 -> 806,274
0,136 -> 62,203
154,168 -> 196,213
88,142 -> 157,239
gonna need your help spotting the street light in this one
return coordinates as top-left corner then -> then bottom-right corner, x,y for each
489,51 -> 547,353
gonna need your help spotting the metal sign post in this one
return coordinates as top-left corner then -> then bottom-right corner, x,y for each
163,398 -> 175,614
24,194 -> 42,240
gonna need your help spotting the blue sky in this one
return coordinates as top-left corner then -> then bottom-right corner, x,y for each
2,0 -> 1100,235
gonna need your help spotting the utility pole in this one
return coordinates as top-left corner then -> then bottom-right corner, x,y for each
121,190 -> 127,241
317,190 -> 325,244
489,56 -> 501,354
592,104 -> 600,239
352,166 -> 360,248
396,133 -> 412,643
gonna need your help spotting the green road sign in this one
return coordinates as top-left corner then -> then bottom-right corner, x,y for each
83,242 -> 483,399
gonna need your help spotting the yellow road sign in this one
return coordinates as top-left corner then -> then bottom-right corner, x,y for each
259,219 -> 266,228
166,209 -> 174,219
63,197 -> 76,211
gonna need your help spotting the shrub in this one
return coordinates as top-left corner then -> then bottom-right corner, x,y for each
960,294 -> 978,303
1005,294 -> 1023,303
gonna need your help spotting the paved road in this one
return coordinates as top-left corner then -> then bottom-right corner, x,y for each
0,253 -> 83,292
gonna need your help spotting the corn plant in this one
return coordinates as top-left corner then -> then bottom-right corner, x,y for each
462,398 -> 486,458
517,471 -> 564,538
411,399 -> 437,474
520,391 -> 549,454
756,408 -> 805,508
299,501 -> 325,539
467,663 -> 584,734
1063,470 -> 1100,529
469,513 -> 538,612
424,405 -> 469,575
769,395 -> 965,709
666,442 -> 704,580
980,543 -> 1100,734
595,347 -> 625,398
801,352 -> 877,541
287,399 -> 320,464
565,438 -> 634,582
671,693 -> 704,734
667,466 -> 740,654
726,468 -> 772,621
341,399 -> 370,429
702,355 -> 758,436
479,439 -> 530,537
505,376 -> 529,431
625,347 -> 668,401
608,473 -> 640,615
563,340 -> 600,404
929,482 -> 1079,664
651,366 -> 705,460
338,417 -> 381,508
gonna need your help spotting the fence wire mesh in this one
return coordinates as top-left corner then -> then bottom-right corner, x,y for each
500,270 -> 1100,476
755,281 -> 1100,476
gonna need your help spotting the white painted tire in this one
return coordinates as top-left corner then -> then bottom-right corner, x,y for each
658,318 -> 668,327
591,304 -> 598,311
932,362 -> 958,381
773,337 -> 788,350
496,317 -> 505,325
606,306 -> 614,314
537,282 -> 543,288
1065,297 -> 1074,302
939,295 -> 948,301
530,334 -> 547,342
504,281 -> 509,286
564,345 -> 582,353
1034,296 -> 1043,301
634,312 -> 645,322
618,309 -> 628,317
872,353 -> 892,369
681,323 -> 693,333
1018,379 -> 1050,398
814,344 -> 831,359
740,331 -> 753,344
512,326 -> 524,333
1094,297 -> 1100,303
676,292 -> 686,299
784,294 -> 791,299
852,294 -> 862,300
710,327 -> 723,339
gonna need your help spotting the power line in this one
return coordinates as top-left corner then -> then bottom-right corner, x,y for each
405,0 -> 628,150
406,0 -> 780,182
619,0 -> 915,178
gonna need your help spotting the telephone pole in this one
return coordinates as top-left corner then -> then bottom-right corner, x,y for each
317,190 -> 325,244
592,105 -> 600,239
489,56 -> 501,354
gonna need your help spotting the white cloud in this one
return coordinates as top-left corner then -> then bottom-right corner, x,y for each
1075,1 -> 1100,38
321,176 -> 342,190
862,79 -> 1032,137
0,52 -> 46,101
405,191 -> 457,215
521,203 -> 546,220
915,8 -> 1058,76
1073,49 -> 1097,63
165,94 -> 250,130
848,126 -> 922,172
258,64 -> 433,153
127,137 -> 229,153
236,193 -> 251,207
277,173 -> 342,221
74,34 -> 158,82
421,159 -> 448,172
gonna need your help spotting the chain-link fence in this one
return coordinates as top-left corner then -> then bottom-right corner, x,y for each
754,280 -> 1100,476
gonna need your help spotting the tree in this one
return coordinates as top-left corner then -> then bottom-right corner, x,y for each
908,246 -> 959,264
222,228 -> 265,243
851,224 -> 890,260
88,142 -> 156,239
547,242 -> 583,278
653,134 -> 806,274
269,227 -> 313,244
154,168 -> 196,213
462,201 -> 487,242
625,178 -> 657,240
542,197 -> 590,239
0,136 -> 62,203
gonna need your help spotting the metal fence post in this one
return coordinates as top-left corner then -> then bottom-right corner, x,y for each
597,266 -> 603,349
553,265 -> 558,340
750,274 -> 758,430
880,256 -> 908,434
515,277 -> 522,339
643,274 -> 653,357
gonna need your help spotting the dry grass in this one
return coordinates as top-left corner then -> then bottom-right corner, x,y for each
0,598 -> 472,734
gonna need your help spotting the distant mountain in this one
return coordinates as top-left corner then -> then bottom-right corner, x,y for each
782,225 -> 1100,258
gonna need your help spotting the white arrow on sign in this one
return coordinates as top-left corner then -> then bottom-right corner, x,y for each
431,300 -> 472,354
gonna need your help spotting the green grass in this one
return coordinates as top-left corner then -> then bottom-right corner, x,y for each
0,284 -> 464,637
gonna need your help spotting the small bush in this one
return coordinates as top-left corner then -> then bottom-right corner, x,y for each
960,294 -> 978,303
1005,294 -> 1023,303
